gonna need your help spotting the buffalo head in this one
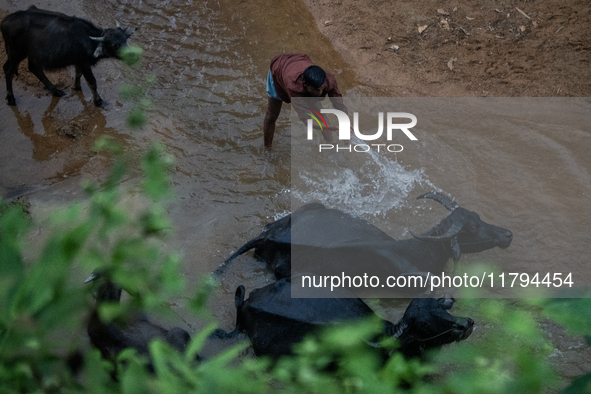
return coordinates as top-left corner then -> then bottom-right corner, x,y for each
391,296 -> 474,358
410,192 -> 513,262
90,26 -> 135,59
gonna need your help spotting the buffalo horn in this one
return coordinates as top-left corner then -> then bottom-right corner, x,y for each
410,222 -> 462,242
363,339 -> 383,348
89,36 -> 105,42
417,192 -> 459,212
84,271 -> 99,283
392,323 -> 406,339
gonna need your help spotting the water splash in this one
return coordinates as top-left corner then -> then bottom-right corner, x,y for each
293,135 -> 439,217
271,210 -> 291,221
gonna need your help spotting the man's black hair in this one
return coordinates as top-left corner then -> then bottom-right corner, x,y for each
303,65 -> 326,89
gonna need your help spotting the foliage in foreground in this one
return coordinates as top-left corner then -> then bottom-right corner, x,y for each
0,143 -> 590,393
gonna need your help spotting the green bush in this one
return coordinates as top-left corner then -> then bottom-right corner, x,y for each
118,45 -> 153,128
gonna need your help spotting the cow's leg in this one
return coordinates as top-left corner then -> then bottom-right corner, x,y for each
3,57 -> 24,106
3,42 -> 28,105
79,65 -> 103,107
4,60 -> 17,106
27,61 -> 65,97
74,65 -> 82,91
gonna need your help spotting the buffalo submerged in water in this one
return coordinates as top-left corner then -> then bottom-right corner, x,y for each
213,274 -> 475,360
215,192 -> 513,291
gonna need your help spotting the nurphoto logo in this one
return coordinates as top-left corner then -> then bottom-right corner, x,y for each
306,109 -> 418,153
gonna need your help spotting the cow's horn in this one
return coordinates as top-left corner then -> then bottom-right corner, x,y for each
363,339 -> 383,349
392,322 -> 406,339
89,36 -> 105,42
417,192 -> 459,212
116,20 -> 121,28
410,222 -> 462,242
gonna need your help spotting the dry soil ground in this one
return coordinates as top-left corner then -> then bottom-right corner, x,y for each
304,0 -> 591,97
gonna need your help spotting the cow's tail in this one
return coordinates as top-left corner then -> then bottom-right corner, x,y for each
213,237 -> 264,277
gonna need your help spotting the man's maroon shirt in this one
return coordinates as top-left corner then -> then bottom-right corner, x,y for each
270,53 -> 348,122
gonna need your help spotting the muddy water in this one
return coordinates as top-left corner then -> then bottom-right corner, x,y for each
0,0 -> 590,381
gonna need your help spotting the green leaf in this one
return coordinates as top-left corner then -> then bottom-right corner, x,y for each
119,45 -> 143,66
561,373 -> 591,394
128,108 -> 147,128
185,323 -> 217,362
543,298 -> 591,336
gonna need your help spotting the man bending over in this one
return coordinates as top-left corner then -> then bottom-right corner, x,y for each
264,53 -> 349,149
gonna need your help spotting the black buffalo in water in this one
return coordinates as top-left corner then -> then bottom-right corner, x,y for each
213,275 -> 474,359
84,271 -> 193,367
1,6 -> 135,106
215,192 -> 513,283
